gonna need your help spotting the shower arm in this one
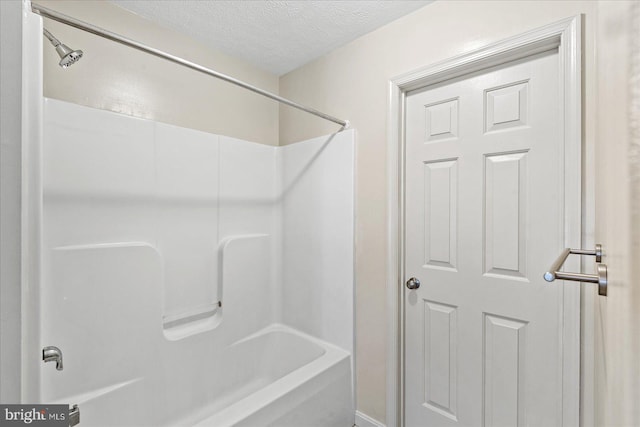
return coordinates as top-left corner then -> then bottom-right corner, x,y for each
30,3 -> 350,130
42,28 -> 60,47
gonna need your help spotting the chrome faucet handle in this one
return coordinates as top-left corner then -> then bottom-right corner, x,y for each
43,346 -> 63,371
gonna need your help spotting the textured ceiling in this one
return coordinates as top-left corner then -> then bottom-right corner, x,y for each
108,1 -> 432,75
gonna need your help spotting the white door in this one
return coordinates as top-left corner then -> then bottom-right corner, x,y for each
404,49 -> 578,426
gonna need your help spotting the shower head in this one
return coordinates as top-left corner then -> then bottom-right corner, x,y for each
43,28 -> 83,68
55,43 -> 83,68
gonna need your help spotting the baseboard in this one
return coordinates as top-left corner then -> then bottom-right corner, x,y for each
355,410 -> 386,427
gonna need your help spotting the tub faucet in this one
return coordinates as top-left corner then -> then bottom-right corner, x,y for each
43,346 -> 63,371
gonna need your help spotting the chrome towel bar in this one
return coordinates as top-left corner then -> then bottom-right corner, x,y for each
543,244 -> 607,296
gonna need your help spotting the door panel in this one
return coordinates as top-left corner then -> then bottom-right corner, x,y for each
404,50 -> 570,426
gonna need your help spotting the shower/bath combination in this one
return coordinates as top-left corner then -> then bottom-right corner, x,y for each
42,28 -> 83,68
29,3 -> 355,425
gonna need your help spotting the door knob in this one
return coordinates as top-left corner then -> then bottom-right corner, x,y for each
406,277 -> 420,290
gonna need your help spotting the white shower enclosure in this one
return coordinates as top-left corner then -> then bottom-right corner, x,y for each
28,97 -> 355,426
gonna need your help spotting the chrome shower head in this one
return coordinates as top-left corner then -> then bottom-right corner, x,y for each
43,28 -> 83,68
55,43 -> 83,68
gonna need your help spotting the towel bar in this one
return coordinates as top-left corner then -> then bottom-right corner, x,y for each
543,244 -> 607,296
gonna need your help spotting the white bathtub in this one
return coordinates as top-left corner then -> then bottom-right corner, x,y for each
180,324 -> 353,427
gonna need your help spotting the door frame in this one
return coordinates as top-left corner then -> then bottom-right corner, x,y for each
386,16 -> 584,427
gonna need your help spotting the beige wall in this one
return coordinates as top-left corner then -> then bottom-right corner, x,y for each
594,2 -> 639,426
279,1 -> 605,423
39,0 -> 279,146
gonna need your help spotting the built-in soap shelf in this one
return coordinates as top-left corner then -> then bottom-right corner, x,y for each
162,302 -> 221,330
163,234 -> 271,341
53,242 -> 159,252
162,302 -> 224,341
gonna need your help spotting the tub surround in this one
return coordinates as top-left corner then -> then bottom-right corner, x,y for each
40,99 -> 355,426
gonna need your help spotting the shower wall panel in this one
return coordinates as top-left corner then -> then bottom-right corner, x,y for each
280,131 -> 355,354
43,98 -> 278,343
219,136 -> 281,323
155,124 -> 219,322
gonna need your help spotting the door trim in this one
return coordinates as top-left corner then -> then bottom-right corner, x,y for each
386,16 -> 583,427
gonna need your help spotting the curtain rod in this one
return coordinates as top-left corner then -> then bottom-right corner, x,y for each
31,2 -> 350,129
